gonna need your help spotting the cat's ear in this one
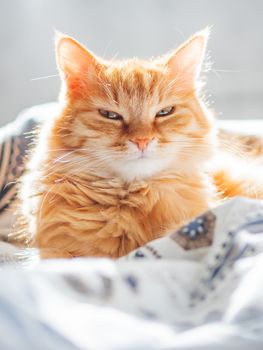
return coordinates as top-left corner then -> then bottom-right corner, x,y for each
55,33 -> 99,91
166,28 -> 209,89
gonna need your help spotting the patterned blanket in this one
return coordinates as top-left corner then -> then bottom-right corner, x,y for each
0,197 -> 262,349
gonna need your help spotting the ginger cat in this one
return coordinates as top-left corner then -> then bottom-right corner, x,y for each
18,29 -> 263,258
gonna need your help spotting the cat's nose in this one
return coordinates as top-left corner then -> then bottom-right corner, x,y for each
130,137 -> 153,151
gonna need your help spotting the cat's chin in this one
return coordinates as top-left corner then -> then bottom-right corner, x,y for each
112,157 -> 172,182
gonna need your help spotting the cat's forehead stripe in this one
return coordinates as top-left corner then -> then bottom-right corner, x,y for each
100,64 -> 168,118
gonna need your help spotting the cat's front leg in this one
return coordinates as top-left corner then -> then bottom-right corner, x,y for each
33,208 -> 150,259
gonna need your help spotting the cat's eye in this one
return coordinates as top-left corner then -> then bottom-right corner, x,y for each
156,106 -> 175,117
98,109 -> 123,121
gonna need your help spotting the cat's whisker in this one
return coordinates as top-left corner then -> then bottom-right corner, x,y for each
31,74 -> 59,81
219,139 -> 252,160
43,148 -> 75,152
43,154 -> 116,178
38,184 -> 56,221
41,150 -> 81,174
53,151 -> 76,163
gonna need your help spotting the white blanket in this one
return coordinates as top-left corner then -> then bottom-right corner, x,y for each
0,197 -> 263,349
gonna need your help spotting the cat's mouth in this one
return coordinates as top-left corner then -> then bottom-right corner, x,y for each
134,151 -> 155,162
138,151 -> 147,159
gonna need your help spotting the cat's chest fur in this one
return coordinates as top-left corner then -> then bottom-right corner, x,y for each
33,171 -> 214,258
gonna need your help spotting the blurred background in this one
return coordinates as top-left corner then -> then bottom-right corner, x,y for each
0,0 -> 263,126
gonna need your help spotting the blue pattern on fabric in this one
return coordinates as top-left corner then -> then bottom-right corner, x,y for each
179,212 -> 215,240
124,274 -> 139,292
134,250 -> 145,258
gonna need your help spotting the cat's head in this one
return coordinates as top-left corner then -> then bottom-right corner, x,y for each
52,29 -> 214,182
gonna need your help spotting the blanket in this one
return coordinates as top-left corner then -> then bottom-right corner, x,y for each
0,197 -> 263,349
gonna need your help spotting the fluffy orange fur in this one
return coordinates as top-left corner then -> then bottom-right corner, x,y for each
18,29 -> 263,258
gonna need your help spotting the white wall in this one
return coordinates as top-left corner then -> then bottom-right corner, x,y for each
0,0 -> 263,126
